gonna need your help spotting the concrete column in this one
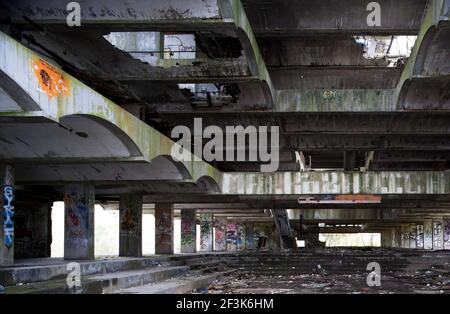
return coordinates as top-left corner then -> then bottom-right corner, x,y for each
409,224 -> 417,249
1,165 -> 14,266
433,219 -> 444,250
245,223 -> 255,250
213,216 -> 226,251
180,209 -> 196,253
394,228 -> 402,248
401,225 -> 409,248
64,184 -> 95,260
423,219 -> 433,250
444,217 -> 450,250
236,223 -> 246,251
119,195 -> 142,257
199,213 -> 213,252
416,224 -> 424,249
155,203 -> 174,254
226,220 -> 237,251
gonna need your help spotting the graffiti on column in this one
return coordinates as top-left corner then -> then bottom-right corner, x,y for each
121,208 -> 137,235
416,224 -> 424,249
424,221 -> 433,249
444,219 -> 450,250
181,209 -> 196,252
199,213 -> 213,251
245,224 -> 255,250
236,223 -> 246,251
2,185 -> 14,248
64,190 -> 89,239
433,221 -> 443,249
227,221 -> 237,251
214,216 -> 226,251
156,209 -> 173,249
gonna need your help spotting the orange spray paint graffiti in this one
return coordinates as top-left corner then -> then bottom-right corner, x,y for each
32,58 -> 70,97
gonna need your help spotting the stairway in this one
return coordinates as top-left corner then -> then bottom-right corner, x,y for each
0,254 -> 231,294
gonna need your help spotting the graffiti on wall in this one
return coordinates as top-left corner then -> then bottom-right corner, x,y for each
245,224 -> 255,250
64,191 -> 89,238
236,224 -> 246,251
227,221 -> 237,251
2,185 -> 14,248
181,209 -> 196,252
200,213 -> 213,251
433,221 -> 443,249
120,208 -> 137,234
32,58 -> 70,97
424,221 -> 433,249
444,219 -> 450,250
214,217 -> 226,251
416,224 -> 424,249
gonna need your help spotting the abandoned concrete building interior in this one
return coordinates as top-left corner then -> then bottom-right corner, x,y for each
0,0 -> 449,296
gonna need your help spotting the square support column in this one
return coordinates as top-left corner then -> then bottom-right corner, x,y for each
119,195 -> 143,257
444,217 -> 450,250
155,203 -> 174,254
181,209 -> 196,253
433,219 -> 444,250
1,165 -> 14,266
416,224 -> 424,249
245,223 -> 255,250
64,184 -> 95,260
227,220 -> 237,251
236,223 -> 246,251
401,225 -> 409,248
213,216 -> 226,251
409,224 -> 417,249
424,219 -> 433,250
199,213 -> 213,252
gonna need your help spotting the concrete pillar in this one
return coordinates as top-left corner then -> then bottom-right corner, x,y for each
180,209 -> 196,253
433,219 -> 444,250
416,224 -> 424,249
64,184 -> 95,260
213,216 -> 226,251
236,223 -> 246,251
155,203 -> 174,254
226,220 -> 237,251
245,223 -> 255,250
401,225 -> 409,248
409,224 -> 417,249
394,228 -> 402,248
199,213 -> 213,252
423,219 -> 433,250
444,217 -> 450,250
1,165 -> 14,266
119,195 -> 142,257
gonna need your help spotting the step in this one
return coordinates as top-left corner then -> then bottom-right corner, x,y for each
0,256 -> 178,286
4,265 -> 189,294
115,271 -> 233,294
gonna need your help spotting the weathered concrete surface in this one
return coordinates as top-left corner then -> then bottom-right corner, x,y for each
119,195 -> 143,257
3,0 -> 223,29
155,203 -> 174,254
275,89 -> 397,111
0,164 -> 14,265
397,0 -> 450,110
223,171 -> 450,195
0,31 -> 222,185
64,184 -> 95,260
243,0 -> 428,35
181,209 -> 196,253
199,213 -> 214,252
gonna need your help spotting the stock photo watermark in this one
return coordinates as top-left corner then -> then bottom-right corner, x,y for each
170,118 -> 280,172
66,262 -> 81,290
366,262 -> 381,287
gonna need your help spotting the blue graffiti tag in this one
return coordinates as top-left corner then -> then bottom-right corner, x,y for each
3,185 -> 14,248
